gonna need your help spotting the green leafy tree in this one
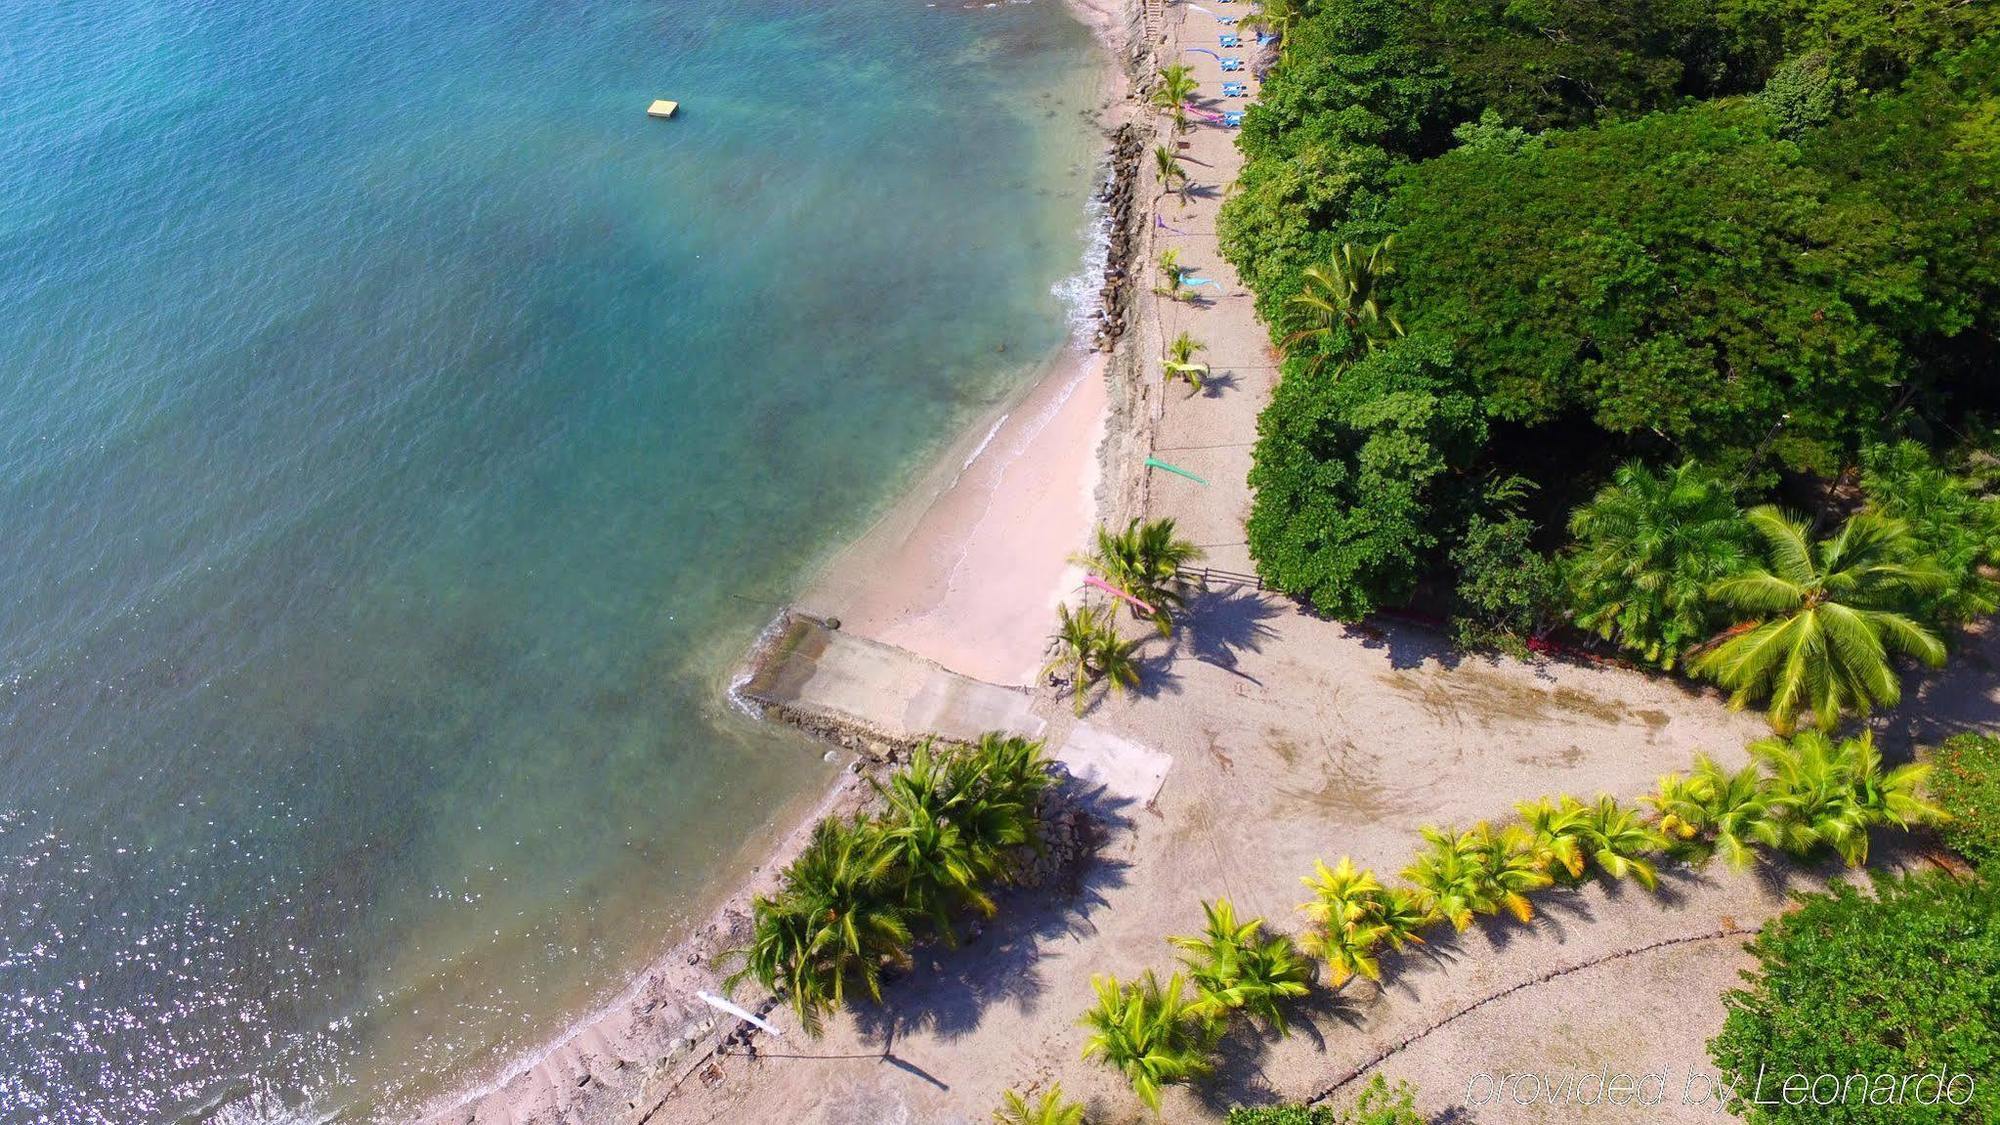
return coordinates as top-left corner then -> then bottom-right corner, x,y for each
1170,898 -> 1315,1035
1044,603 -> 1143,715
1077,518 -> 1204,635
1928,733 -> 2000,868
1565,460 -> 1752,669
1693,506 -> 1949,732
994,1084 -> 1086,1125
1165,331 -> 1210,394
1753,729 -> 1943,866
1450,511 -> 1560,656
1079,970 -> 1218,1112
722,815 -> 910,1036
1708,869 -> 2000,1124
1247,335 -> 1485,620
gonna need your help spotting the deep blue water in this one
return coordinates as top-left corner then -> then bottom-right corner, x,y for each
0,1 -> 1102,1119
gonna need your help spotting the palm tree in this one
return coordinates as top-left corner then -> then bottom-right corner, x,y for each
1693,507 -> 1949,732
994,1084 -> 1085,1125
1565,460 -> 1752,669
1076,518 -> 1204,635
1156,247 -> 1189,300
1149,64 -> 1198,133
1642,754 -> 1781,870
874,744 -> 997,943
1280,239 -> 1401,370
1079,971 -> 1217,1112
722,815 -> 910,1036
1043,602 -> 1144,714
1753,730 -> 1943,866
946,732 -> 1055,871
1170,898 -> 1314,1035
1518,795 -> 1666,889
1237,0 -> 1303,51
1401,823 -> 1551,931
1164,331 -> 1209,394
1297,857 -> 1430,986
1153,144 -> 1189,206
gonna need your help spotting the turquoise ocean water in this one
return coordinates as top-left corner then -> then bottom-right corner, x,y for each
0,1 -> 1104,1119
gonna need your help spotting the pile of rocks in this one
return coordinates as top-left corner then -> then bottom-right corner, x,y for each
1089,123 -> 1146,354
1004,764 -> 1102,888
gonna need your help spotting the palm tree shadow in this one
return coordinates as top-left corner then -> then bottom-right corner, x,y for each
1197,370 -> 1240,399
1873,622 -> 2000,757
847,780 -> 1138,1046
1341,614 -> 1464,671
1182,587 -> 1281,682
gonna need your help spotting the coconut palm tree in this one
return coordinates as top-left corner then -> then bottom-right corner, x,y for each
1156,247 -> 1190,300
1079,970 -> 1217,1112
1753,730 -> 1943,866
1077,518 -> 1204,635
1643,754 -> 1781,870
993,1084 -> 1085,1125
1153,144 -> 1190,206
1044,602 -> 1144,714
1149,64 -> 1198,133
722,815 -> 910,1036
1170,898 -> 1314,1035
873,744 -> 997,943
1164,331 -> 1209,394
1573,796 -> 1668,890
945,732 -> 1054,871
1565,460 -> 1752,669
1693,507 -> 1950,732
1237,0 -> 1304,51
1401,823 -> 1551,931
1280,239 -> 1402,370
1297,857 -> 1430,985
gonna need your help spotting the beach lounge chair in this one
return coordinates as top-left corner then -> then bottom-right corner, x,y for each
1221,82 -> 1247,97
1223,111 -> 1244,127
1219,34 -> 1240,47
1216,15 -> 1237,25
1219,57 -> 1243,71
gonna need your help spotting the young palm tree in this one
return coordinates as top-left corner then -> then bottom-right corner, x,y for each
1642,754 -> 1781,870
1148,64 -> 1198,133
1164,331 -> 1209,394
1238,0 -> 1304,50
1573,796 -> 1668,890
1043,603 -> 1144,714
1153,144 -> 1190,206
1296,857 -> 1431,985
1515,795 -> 1592,880
993,1084 -> 1085,1125
1076,518 -> 1204,635
722,815 -> 910,1036
1401,824 -> 1551,931
945,732 -> 1055,871
874,745 -> 997,943
1170,898 -> 1314,1035
1079,970 -> 1217,1112
1155,247 -> 1189,300
1754,730 -> 1942,866
1693,507 -> 1949,732
1280,239 -> 1401,370
1565,460 -> 1752,669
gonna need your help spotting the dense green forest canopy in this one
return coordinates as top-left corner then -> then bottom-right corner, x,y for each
1222,0 -> 2000,678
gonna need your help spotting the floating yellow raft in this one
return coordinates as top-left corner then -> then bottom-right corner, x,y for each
646,99 -> 679,119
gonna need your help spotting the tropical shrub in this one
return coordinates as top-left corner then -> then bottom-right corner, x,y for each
994,1083 -> 1086,1125
1693,507 -> 1948,732
1399,823 -> 1551,931
1449,511 -> 1561,656
1927,733 -> 2000,867
1227,1075 -> 1424,1124
1708,869 -> 2000,1123
1861,440 -> 2000,625
1564,461 -> 1751,669
1079,971 -> 1218,1112
1515,795 -> 1667,890
1643,754 -> 1781,870
1170,899 -> 1315,1035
